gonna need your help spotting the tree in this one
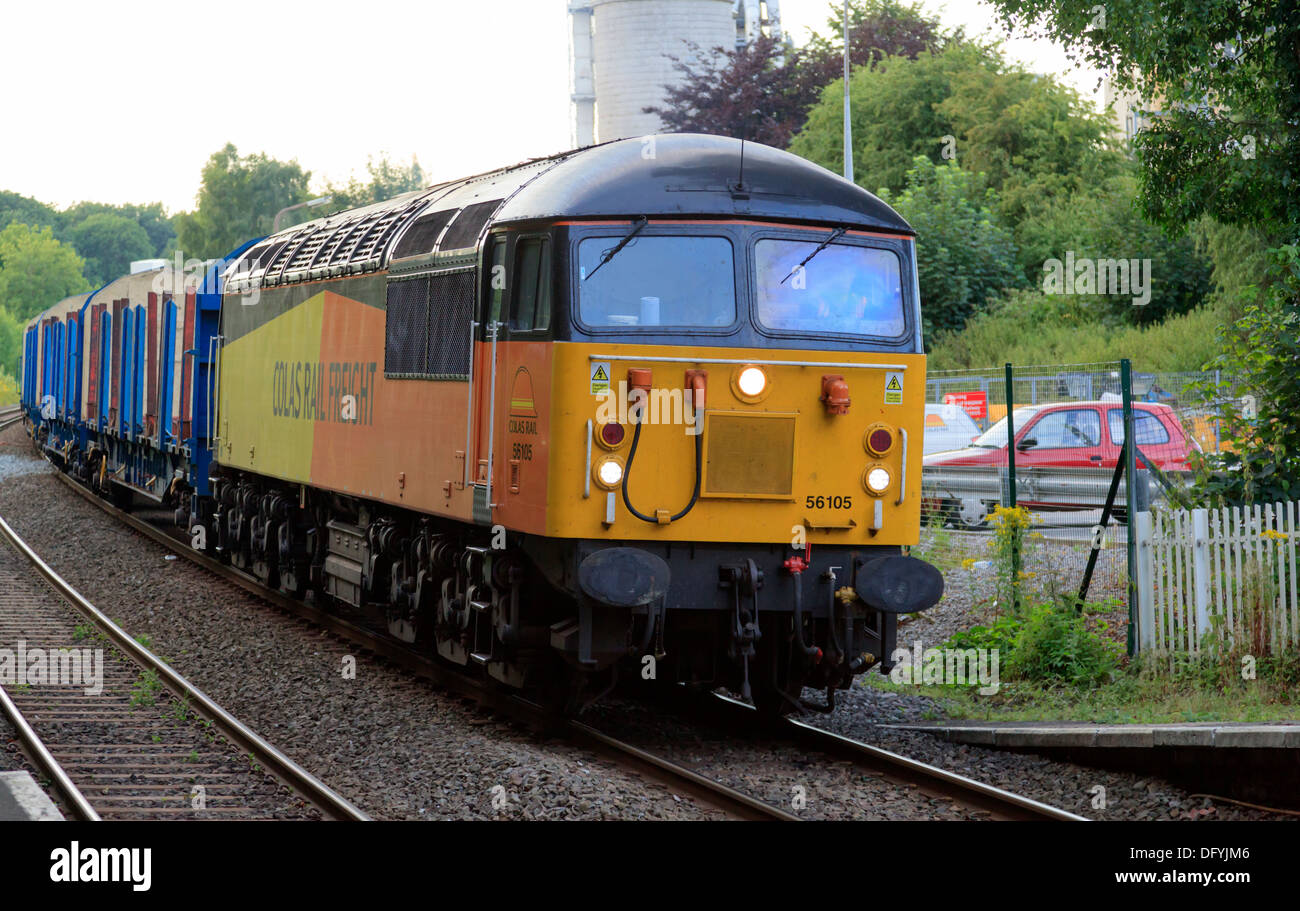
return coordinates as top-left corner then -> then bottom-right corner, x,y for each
68,213 -> 154,286
645,0 -> 945,147
981,1 -> 1300,504
790,41 -> 1118,212
984,0 -> 1300,242
0,191 -> 59,233
0,307 -> 23,380
0,223 -> 90,323
175,144 -> 311,259
1013,171 -> 1210,324
61,201 -> 176,259
880,157 -> 1021,338
324,154 -> 427,212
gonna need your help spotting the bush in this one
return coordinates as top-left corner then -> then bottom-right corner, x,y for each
926,289 -> 1231,371
881,157 -> 1021,337
1009,602 -> 1120,686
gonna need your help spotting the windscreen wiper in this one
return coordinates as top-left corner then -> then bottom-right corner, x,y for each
780,226 -> 846,284
584,216 -> 649,281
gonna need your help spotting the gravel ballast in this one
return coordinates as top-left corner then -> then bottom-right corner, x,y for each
0,423 -> 717,820
4,420 -> 1289,821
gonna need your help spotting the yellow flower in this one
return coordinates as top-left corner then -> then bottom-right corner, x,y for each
1261,529 -> 1288,541
961,558 -> 976,570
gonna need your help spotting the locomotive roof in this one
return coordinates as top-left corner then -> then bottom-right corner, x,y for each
223,134 -> 912,292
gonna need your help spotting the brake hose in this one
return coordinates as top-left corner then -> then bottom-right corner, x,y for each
621,412 -> 703,524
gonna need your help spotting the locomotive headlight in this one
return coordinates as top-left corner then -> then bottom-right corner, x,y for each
864,466 -> 892,496
595,458 -> 625,489
737,366 -> 767,397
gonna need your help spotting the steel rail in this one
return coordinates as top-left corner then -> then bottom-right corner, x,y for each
49,471 -> 796,821
701,693 -> 1085,821
49,465 -> 1083,821
0,510 -> 369,821
0,677 -> 101,821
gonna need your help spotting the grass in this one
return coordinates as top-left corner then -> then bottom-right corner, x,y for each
863,653 -> 1300,724
129,669 -> 162,708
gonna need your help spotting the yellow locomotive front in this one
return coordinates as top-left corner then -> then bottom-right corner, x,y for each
504,176 -> 944,712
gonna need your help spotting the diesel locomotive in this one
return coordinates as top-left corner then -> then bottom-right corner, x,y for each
22,133 -> 942,713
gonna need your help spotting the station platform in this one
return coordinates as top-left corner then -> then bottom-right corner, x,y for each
0,771 -> 64,821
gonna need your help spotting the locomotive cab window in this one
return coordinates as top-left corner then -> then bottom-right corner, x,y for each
754,238 -> 906,338
511,237 -> 551,332
576,234 -> 736,329
487,237 -> 508,324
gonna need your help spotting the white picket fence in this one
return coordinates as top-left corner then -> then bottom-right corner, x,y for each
1134,501 -> 1300,656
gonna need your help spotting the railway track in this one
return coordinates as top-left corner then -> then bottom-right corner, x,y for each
0,406 -> 21,433
0,510 -> 368,821
44,465 -> 1078,821
703,693 -> 1084,820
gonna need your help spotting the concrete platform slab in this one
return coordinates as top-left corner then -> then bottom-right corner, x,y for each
0,771 -> 63,821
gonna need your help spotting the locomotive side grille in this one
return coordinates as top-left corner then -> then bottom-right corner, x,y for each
426,269 -> 474,377
391,209 -> 455,259
702,412 -> 797,498
438,200 -> 501,251
384,277 -> 430,376
383,269 -> 474,380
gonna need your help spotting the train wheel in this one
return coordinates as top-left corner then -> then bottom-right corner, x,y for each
947,498 -> 990,531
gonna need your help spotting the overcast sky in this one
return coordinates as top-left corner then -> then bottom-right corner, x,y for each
0,0 -> 1103,214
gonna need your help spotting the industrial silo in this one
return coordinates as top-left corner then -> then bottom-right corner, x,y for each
569,0 -> 782,146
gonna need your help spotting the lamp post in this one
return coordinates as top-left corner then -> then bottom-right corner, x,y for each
843,0 -> 853,182
272,195 -> 334,233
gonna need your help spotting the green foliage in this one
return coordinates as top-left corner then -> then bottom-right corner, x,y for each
60,201 -> 176,260
324,154 -> 426,212
988,504 -> 1035,611
130,669 -> 162,708
945,614 -> 1020,655
1180,245 -> 1300,506
880,157 -> 1020,337
1008,602 -> 1120,685
0,309 -> 24,380
0,369 -> 18,406
1192,218 -> 1277,313
67,213 -> 153,286
790,41 -> 1118,210
927,288 -> 1230,371
1013,171 -> 1211,324
175,143 -> 311,259
0,191 -> 59,233
647,1 -> 946,148
0,223 -> 90,323
983,0 -> 1300,241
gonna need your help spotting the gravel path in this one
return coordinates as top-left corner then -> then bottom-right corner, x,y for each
0,422 -> 716,820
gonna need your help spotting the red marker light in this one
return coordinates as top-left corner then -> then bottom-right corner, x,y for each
868,428 -> 893,455
600,422 -> 626,447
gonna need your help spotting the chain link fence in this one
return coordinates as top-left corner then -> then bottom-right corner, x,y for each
910,361 -> 1189,652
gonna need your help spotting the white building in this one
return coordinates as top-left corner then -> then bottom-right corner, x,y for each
569,0 -> 782,147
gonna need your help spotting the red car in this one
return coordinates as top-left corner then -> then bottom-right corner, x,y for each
922,401 -> 1197,527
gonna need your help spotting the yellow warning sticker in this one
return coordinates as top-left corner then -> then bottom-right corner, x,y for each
590,362 -> 611,395
884,371 -> 904,405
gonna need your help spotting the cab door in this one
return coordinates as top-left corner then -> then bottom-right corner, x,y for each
470,236 -> 509,522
